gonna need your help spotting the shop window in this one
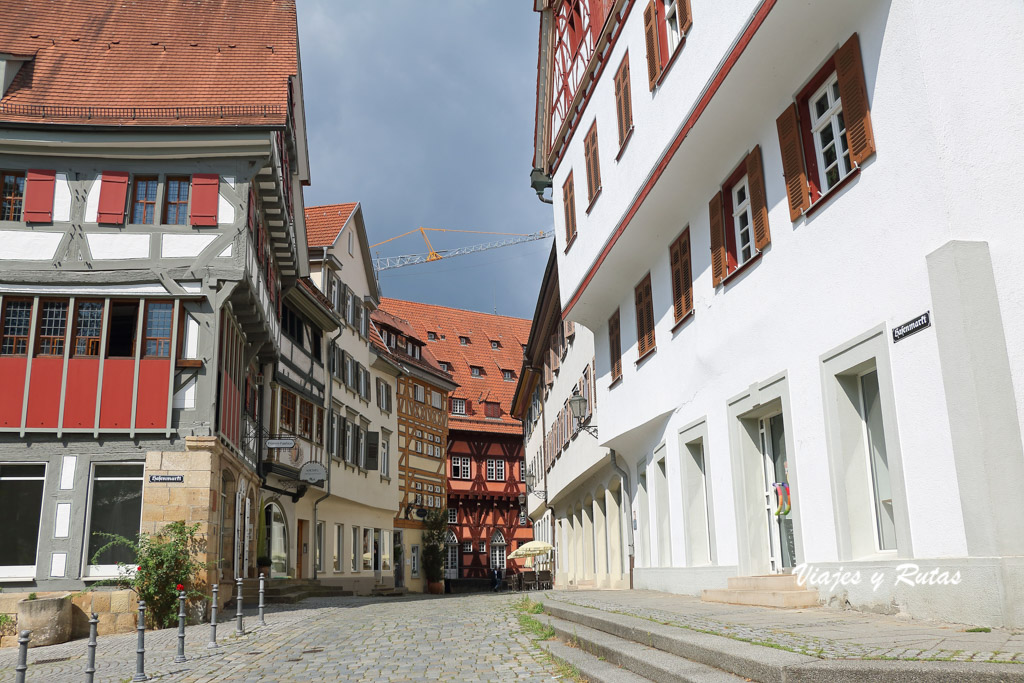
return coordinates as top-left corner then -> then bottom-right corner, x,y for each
107,302 -> 139,358
86,463 -> 144,574
0,464 -> 45,572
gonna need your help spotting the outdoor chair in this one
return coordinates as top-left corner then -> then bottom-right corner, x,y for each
522,570 -> 537,591
537,570 -> 552,590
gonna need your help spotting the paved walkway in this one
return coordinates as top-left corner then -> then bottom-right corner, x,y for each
0,594 -> 559,682
545,589 -> 1024,663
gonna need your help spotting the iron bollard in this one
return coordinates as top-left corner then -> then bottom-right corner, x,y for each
14,630 -> 29,683
207,584 -> 219,649
174,590 -> 186,663
85,612 -> 99,682
132,600 -> 147,682
234,577 -> 244,636
258,573 -> 266,626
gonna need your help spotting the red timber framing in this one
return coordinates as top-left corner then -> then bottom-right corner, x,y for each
0,295 -> 180,436
446,430 -> 531,580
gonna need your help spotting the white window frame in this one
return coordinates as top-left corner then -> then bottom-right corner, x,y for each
448,507 -> 457,524
463,541 -> 471,553
348,229 -> 354,255
315,520 -> 325,572
490,532 -> 506,570
344,419 -> 355,464
452,456 -> 471,480
808,72 -> 852,192
415,384 -> 425,403
83,462 -> 144,578
664,0 -> 682,53
496,460 -> 505,481
0,463 -> 46,578
411,544 -> 420,577
503,370 -> 513,382
380,437 -> 390,478
486,459 -> 496,481
731,175 -> 754,267
351,526 -> 360,572
470,366 -> 481,378
334,523 -> 344,572
479,541 -> 486,553
430,392 -> 442,409
452,398 -> 466,415
357,426 -> 366,468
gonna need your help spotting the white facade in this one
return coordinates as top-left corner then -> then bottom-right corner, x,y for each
533,0 -> 1024,627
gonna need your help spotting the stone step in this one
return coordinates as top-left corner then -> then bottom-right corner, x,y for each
726,574 -> 803,591
700,588 -> 819,609
541,639 -> 650,683
538,613 -> 746,683
544,600 -> 816,683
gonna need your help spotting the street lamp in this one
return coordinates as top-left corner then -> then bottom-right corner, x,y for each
524,465 -> 546,501
568,387 -> 598,437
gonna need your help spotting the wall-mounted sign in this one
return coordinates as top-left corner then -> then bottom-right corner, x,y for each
298,461 -> 328,484
893,312 -> 931,343
149,475 -> 184,483
266,438 -> 296,449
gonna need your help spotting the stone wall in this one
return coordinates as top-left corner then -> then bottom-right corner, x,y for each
0,589 -> 138,647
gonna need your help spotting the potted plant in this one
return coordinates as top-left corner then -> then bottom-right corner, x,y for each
257,556 -> 272,578
422,509 -> 447,594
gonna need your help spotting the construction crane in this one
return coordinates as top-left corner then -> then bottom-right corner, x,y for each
370,227 -> 552,272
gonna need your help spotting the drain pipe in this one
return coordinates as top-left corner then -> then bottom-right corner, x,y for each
312,318 -> 344,581
609,449 -> 635,589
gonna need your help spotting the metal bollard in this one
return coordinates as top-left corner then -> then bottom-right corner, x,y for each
132,600 -> 147,682
207,584 -> 219,649
258,573 -> 266,626
84,612 -> 99,682
14,630 -> 29,683
234,577 -> 244,636
174,590 -> 187,663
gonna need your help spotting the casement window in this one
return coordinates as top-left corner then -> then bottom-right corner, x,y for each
410,544 -> 420,577
708,146 -> 770,285
777,34 -> 876,220
280,390 -> 296,432
23,170 -> 56,223
452,398 -> 466,415
470,366 -> 482,378
85,463 -> 144,575
315,407 -> 324,445
334,524 -> 344,572
502,369 -> 514,382
345,418 -> 355,463
35,301 -> 68,356
459,336 -> 469,345
415,493 -> 423,505
463,541 -> 471,553
452,456 -> 471,480
486,459 -> 506,481
431,391 -> 442,409
562,172 -> 577,246
0,463 -> 45,573
360,306 -> 369,338
357,425 -> 366,467
634,274 -> 655,359
584,123 -> 601,207
427,331 -> 437,340
282,305 -> 304,345
448,508 -> 457,524
479,541 -> 487,554
669,229 -> 693,324
415,384 -> 425,403
427,494 -> 434,508
163,176 -> 190,225
315,521 -> 325,572
72,301 -> 104,357
362,528 -> 373,571
380,438 -> 390,477
106,301 -> 139,358
130,176 -> 158,224
0,171 -> 25,221
1,300 -> 31,356
614,54 -> 633,147
608,308 -> 622,383
642,0 -> 692,90
351,526 -> 360,571
143,301 -> 173,358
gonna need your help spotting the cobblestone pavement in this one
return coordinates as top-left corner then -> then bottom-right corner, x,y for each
0,594 -> 560,682
547,589 -> 1024,663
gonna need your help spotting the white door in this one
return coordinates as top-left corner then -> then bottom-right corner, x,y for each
759,414 -> 795,572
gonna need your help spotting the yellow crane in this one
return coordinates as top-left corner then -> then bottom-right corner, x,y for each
370,227 -> 552,272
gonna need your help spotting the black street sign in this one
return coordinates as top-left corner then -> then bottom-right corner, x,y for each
149,475 -> 184,483
893,312 -> 931,343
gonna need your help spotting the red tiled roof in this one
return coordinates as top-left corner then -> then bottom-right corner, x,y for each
378,298 -> 530,435
370,308 -> 456,388
305,203 -> 357,248
0,0 -> 298,126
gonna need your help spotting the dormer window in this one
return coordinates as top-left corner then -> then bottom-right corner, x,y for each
470,366 -> 483,378
490,340 -> 501,349
438,361 -> 449,372
502,369 -> 514,382
459,336 -> 469,345
427,331 -> 437,340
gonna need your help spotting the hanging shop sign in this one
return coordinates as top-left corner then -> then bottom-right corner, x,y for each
298,461 -> 328,484
266,438 -> 296,449
149,475 -> 184,483
892,312 -> 930,343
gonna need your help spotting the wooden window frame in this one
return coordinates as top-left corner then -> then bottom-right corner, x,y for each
298,400 -> 313,440
280,390 -> 296,433
71,300 -> 104,358
711,146 -> 770,285
143,301 -> 174,358
129,175 -> 158,225
163,175 -> 191,225
35,299 -> 69,357
0,171 -> 25,222
315,406 -> 324,445
608,308 -> 622,384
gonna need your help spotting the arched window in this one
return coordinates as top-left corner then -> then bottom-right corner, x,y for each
490,531 -> 507,570
265,502 -> 289,578
444,530 -> 458,577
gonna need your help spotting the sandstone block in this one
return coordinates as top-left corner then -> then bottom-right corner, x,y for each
109,591 -> 130,614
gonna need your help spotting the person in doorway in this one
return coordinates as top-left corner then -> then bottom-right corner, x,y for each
491,566 -> 502,592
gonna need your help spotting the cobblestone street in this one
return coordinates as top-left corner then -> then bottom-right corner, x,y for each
0,594 -> 559,682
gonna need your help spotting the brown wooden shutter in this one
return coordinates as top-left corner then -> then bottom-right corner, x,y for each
835,33 -> 876,167
608,309 -> 621,382
775,103 -> 810,221
708,192 -> 726,286
635,274 -> 655,357
584,123 -> 601,203
678,0 -> 693,35
614,63 -> 626,145
669,229 -> 692,322
643,0 -> 661,90
745,145 -> 770,251
562,172 -> 576,243
669,236 -> 683,322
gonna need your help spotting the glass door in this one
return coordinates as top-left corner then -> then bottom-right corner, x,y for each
759,414 -> 795,572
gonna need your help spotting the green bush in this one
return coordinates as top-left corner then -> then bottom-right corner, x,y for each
422,508 -> 448,583
89,521 -> 212,628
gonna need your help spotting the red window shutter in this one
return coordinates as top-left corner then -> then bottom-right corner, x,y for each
708,192 -> 726,286
776,104 -> 810,221
23,170 -> 56,223
679,0 -> 693,35
834,33 -> 876,167
745,145 -> 771,251
643,0 -> 661,90
190,173 -> 219,227
97,171 -> 129,224
608,309 -> 621,382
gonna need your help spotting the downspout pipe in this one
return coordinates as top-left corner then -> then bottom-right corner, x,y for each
312,318 -> 345,581
609,449 -> 635,589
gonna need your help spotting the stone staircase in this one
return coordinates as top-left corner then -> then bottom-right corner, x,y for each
537,601 -> 785,682
370,583 -> 407,597
234,578 -> 354,605
701,574 -> 819,608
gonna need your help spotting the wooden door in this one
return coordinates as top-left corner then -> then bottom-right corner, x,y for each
297,519 -> 308,579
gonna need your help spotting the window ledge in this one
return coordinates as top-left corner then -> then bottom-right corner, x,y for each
615,127 -> 635,162
609,376 -> 623,390
654,40 -> 686,89
635,347 -> 657,366
563,232 -> 578,254
803,165 -> 862,219
670,309 -> 695,334
379,474 -> 391,483
585,188 -> 602,215
177,359 -> 202,368
719,251 -> 763,287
